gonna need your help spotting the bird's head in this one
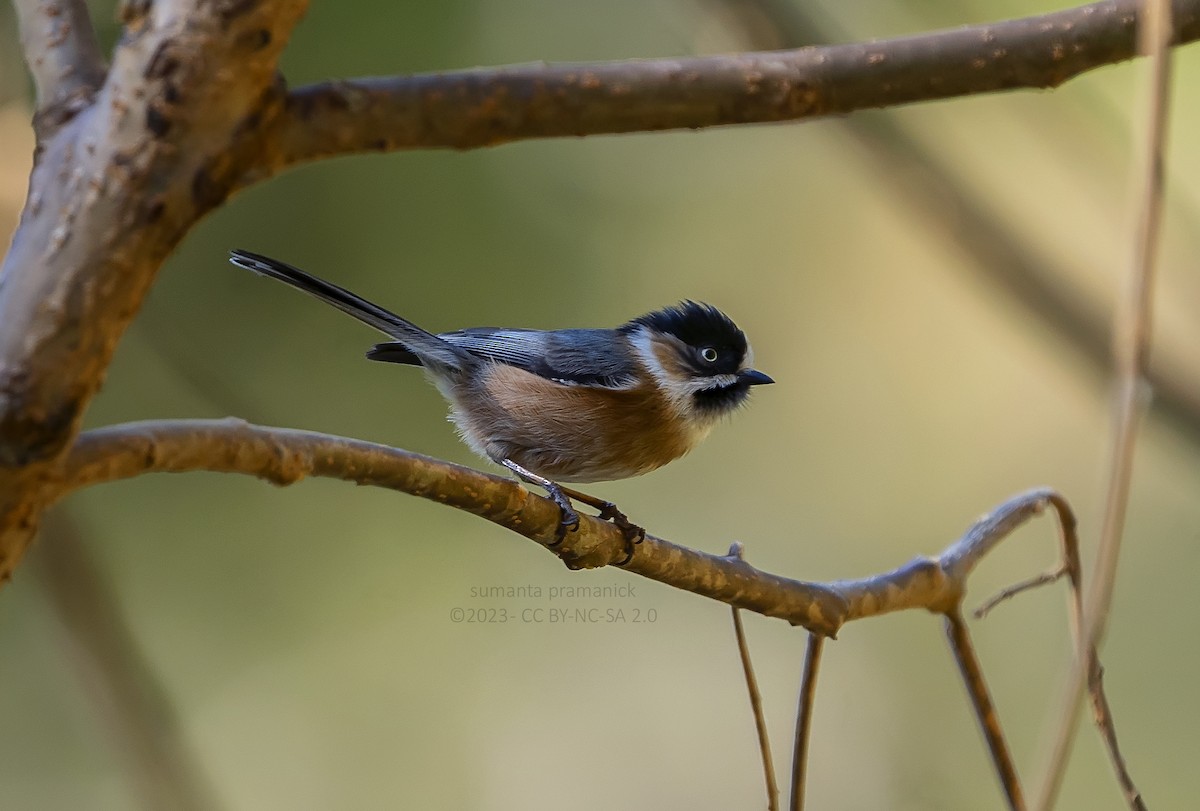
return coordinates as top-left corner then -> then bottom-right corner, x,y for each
622,300 -> 774,422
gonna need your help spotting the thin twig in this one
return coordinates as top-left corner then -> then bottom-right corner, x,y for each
974,567 -> 1069,619
1058,504 -> 1148,811
1088,663 -> 1149,810
35,509 -> 223,811
727,542 -> 779,811
944,610 -> 1025,811
1035,0 -> 1172,806
789,634 -> 824,811
969,477 -> 1147,809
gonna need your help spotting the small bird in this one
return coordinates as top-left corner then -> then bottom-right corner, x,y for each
228,250 -> 773,559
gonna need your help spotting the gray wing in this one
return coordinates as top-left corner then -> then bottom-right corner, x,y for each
441,328 -> 640,388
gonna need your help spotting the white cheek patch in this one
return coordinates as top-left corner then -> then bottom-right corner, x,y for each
631,327 -> 752,398
628,327 -> 671,387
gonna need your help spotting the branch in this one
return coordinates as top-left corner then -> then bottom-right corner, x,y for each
59,418 -> 851,634
269,0 -> 1200,169
59,423 -> 1119,807
58,419 -> 1078,639
789,634 -> 824,811
944,610 -> 1024,810
13,0 -> 106,136
727,543 -> 779,811
0,0 -> 307,584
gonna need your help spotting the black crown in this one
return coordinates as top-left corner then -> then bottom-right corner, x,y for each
623,301 -> 748,372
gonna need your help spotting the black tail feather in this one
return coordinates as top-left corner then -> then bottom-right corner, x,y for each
366,342 -> 422,366
229,250 -> 466,370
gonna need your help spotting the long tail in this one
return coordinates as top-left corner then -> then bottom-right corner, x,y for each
229,250 -> 466,370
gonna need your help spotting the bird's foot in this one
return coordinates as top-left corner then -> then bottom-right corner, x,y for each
544,484 -> 581,546
592,501 -> 645,565
501,459 -> 581,546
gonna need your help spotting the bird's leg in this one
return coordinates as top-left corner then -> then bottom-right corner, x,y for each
558,486 -> 645,543
501,459 -> 580,544
558,485 -> 646,565
499,461 -> 644,562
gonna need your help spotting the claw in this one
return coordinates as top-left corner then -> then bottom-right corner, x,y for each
593,502 -> 644,564
551,503 -> 581,546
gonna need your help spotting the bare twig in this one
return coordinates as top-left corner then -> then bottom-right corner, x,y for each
727,542 -> 779,811
945,609 -> 1025,811
269,0 -> 1200,170
1054,487 -> 1148,810
35,510 -> 223,811
1055,495 -> 1147,811
1088,663 -> 1148,810
12,0 -> 105,134
1092,0 -> 1173,686
789,634 -> 824,811
968,475 -> 1146,809
1035,0 -> 1172,806
974,566 -> 1069,619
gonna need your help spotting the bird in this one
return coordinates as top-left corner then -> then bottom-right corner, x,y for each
228,249 -> 773,561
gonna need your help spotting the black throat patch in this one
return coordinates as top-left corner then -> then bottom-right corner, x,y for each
693,380 -> 753,414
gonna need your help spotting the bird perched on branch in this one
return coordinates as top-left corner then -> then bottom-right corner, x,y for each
229,250 -> 773,562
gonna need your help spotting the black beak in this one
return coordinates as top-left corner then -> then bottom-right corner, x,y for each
739,369 -> 774,386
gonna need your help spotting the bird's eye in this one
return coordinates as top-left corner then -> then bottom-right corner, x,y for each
699,347 -> 719,363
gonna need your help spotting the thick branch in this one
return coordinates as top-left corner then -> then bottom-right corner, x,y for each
0,0 -> 308,583
59,420 -> 1075,637
13,0 -> 106,135
270,0 -> 1200,168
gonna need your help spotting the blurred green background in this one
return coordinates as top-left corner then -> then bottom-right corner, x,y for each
2,1 -> 1199,808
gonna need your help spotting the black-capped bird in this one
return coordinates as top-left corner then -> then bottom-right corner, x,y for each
229,250 -> 773,561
